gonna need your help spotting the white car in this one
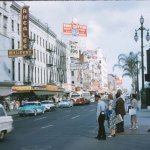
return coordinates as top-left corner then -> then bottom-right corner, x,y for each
0,104 -> 13,141
41,100 -> 56,111
57,100 -> 74,108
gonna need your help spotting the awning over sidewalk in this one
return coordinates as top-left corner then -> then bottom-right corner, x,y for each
34,90 -> 64,96
0,88 -> 15,96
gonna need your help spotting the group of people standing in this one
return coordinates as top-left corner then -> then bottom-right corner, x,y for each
95,89 -> 138,140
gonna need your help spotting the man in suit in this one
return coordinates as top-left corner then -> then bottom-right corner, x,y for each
115,89 -> 126,133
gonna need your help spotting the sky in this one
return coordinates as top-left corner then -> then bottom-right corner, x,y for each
17,0 -> 150,91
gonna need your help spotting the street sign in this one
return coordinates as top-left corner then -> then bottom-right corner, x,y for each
8,49 -> 33,58
71,62 -> 89,70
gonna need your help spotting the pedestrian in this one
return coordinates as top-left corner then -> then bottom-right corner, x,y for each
115,89 -> 126,133
107,94 -> 116,137
95,94 -> 107,140
129,93 -> 138,129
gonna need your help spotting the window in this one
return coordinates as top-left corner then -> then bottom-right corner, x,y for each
30,31 -> 32,39
18,62 -> 20,81
43,39 -> 44,47
37,35 -> 39,44
12,60 -> 15,81
11,20 -> 14,31
17,23 -> 19,35
3,16 -> 8,35
43,53 -> 45,63
35,67 -> 36,83
40,37 -> 42,46
38,68 -> 39,83
18,41 -> 20,49
41,68 -> 42,83
37,50 -> 39,61
12,38 -> 14,49
71,71 -> 74,76
40,52 -> 42,62
23,63 -> 25,82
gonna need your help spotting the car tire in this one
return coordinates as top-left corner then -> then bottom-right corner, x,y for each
42,109 -> 45,114
34,110 -> 37,116
19,114 -> 23,117
0,131 -> 5,141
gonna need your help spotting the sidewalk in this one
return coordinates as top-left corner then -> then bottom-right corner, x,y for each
123,108 -> 150,135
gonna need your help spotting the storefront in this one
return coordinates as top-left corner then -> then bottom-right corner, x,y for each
11,84 -> 65,101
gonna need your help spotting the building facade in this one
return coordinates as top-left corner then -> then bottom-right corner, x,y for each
0,1 -> 67,88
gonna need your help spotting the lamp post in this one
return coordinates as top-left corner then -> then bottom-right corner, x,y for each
134,16 -> 150,107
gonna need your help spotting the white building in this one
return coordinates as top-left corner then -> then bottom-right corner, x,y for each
0,1 -> 68,88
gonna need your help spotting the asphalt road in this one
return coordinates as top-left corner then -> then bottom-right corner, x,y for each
1,103 -> 150,150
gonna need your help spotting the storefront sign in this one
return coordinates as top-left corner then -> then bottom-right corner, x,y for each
21,6 -> 29,50
46,85 -> 58,91
63,21 -> 87,37
12,86 -> 32,91
8,49 -> 33,58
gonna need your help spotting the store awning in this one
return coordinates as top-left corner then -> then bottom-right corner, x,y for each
0,88 -> 15,97
34,90 -> 64,96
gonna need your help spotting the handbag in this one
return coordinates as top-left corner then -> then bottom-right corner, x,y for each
115,114 -> 123,124
129,108 -> 136,115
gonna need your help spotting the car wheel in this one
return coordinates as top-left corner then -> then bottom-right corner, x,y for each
34,110 -> 37,116
0,131 -> 5,141
19,114 -> 23,117
42,109 -> 45,114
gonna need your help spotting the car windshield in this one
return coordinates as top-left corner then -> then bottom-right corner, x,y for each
41,102 -> 53,104
71,94 -> 80,98
25,103 -> 38,106
82,93 -> 90,97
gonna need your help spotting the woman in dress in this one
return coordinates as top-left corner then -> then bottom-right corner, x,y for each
107,94 -> 116,137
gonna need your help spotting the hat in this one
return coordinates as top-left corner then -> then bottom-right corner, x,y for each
95,94 -> 101,98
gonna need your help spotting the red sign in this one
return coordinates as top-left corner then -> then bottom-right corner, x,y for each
63,22 -> 87,37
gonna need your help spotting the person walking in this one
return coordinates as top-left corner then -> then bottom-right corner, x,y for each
115,89 -> 126,133
129,94 -> 138,129
95,94 -> 107,140
107,94 -> 116,137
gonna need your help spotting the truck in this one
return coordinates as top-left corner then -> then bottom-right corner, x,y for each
0,104 -> 13,141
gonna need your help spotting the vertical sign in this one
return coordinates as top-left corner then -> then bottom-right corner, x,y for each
21,6 -> 29,51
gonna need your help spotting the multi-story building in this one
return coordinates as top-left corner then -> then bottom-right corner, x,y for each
0,1 -> 68,90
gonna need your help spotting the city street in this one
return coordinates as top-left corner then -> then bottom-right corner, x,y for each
1,103 -> 150,150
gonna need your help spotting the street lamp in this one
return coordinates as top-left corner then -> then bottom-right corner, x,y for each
134,15 -> 150,107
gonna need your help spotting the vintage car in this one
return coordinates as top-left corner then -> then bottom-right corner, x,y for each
18,101 -> 45,116
57,100 -> 74,108
0,104 -> 13,141
41,100 -> 56,111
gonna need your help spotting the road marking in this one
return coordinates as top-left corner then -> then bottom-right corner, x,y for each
34,117 -> 46,121
41,124 -> 53,129
90,109 -> 95,112
71,115 -> 80,119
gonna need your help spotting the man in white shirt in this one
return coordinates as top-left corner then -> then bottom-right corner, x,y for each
95,94 -> 107,140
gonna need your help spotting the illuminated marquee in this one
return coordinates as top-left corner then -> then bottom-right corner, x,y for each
21,6 -> 29,50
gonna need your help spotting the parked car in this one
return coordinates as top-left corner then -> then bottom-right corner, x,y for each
18,101 -> 45,116
41,100 -> 55,111
0,104 -> 13,141
57,100 -> 74,108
